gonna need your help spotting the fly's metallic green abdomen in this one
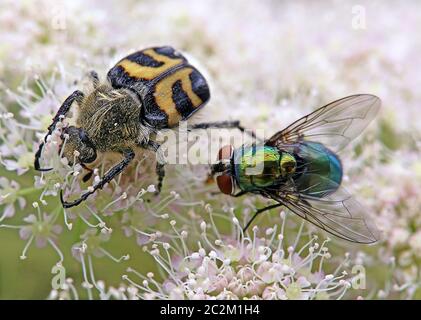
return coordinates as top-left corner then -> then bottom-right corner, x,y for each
291,141 -> 343,197
233,142 -> 343,197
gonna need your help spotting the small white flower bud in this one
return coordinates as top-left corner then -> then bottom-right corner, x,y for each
150,249 -> 159,256
187,279 -> 197,287
281,265 -> 290,273
198,248 -> 206,257
147,185 -> 156,193
200,221 -> 207,231
170,191 -> 179,199
204,203 -> 212,213
325,274 -> 334,280
82,281 -> 93,289
265,228 -> 274,235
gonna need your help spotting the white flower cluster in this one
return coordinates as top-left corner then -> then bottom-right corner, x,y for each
126,213 -> 354,300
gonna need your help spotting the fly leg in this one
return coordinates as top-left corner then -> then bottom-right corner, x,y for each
242,203 -> 283,232
233,191 -> 247,197
209,190 -> 247,197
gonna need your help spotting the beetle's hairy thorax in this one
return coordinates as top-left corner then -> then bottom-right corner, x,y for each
76,84 -> 150,152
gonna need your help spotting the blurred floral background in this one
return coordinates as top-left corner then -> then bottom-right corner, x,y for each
0,0 -> 420,299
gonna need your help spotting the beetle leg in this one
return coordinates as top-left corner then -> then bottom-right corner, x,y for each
81,163 -> 94,182
188,120 -> 261,142
144,140 -> 166,194
155,162 -> 166,194
60,149 -> 135,208
34,90 -> 84,171
242,203 -> 283,233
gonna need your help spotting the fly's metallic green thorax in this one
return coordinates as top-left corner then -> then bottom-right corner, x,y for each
233,145 -> 297,192
233,142 -> 343,197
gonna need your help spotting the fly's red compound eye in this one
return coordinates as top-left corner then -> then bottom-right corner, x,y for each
215,145 -> 235,194
217,145 -> 234,161
216,174 -> 235,195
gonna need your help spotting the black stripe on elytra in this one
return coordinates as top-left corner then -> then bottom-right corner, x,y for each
141,90 -> 169,129
125,51 -> 164,68
189,68 -> 210,104
170,67 -> 210,120
125,46 -> 187,69
154,46 -> 187,61
107,65 -> 149,90
109,47 -> 189,88
172,79 -> 195,119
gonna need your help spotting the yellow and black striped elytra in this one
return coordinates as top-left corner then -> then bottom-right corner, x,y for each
107,46 -> 210,128
34,45 -> 250,208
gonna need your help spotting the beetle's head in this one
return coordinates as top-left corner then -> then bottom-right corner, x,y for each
211,145 -> 236,195
60,126 -> 97,166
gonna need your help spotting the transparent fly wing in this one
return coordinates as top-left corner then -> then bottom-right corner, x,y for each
265,94 -> 381,152
264,176 -> 380,244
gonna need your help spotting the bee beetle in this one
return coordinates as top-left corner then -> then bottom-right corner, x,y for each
35,46 -> 252,208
